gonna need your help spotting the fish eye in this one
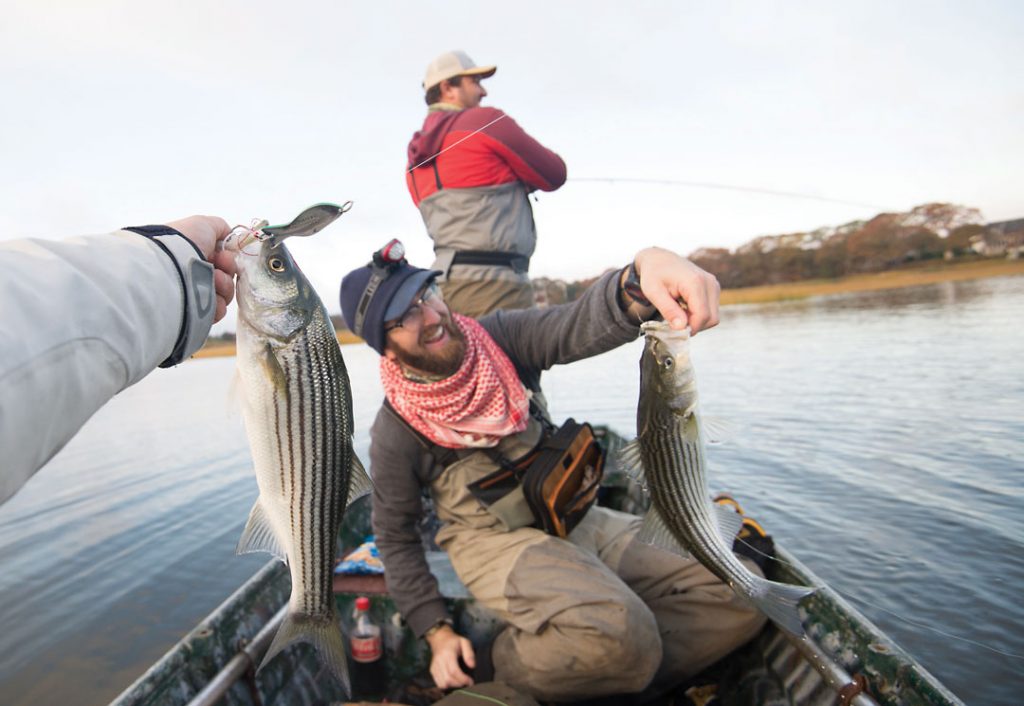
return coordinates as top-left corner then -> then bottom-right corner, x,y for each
268,257 -> 286,272
662,356 -> 674,369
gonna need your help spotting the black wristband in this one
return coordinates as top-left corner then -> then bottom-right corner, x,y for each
622,262 -> 652,307
123,225 -> 213,367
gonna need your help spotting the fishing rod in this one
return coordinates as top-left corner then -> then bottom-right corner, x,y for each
404,114 -> 891,212
568,176 -> 891,211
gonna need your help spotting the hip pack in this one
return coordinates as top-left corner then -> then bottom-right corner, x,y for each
383,399 -> 604,538
518,419 -> 604,538
464,418 -> 604,538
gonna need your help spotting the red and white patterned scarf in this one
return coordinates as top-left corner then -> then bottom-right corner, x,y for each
380,314 -> 530,449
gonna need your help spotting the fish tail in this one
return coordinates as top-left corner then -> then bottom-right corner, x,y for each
750,578 -> 816,637
259,611 -> 351,695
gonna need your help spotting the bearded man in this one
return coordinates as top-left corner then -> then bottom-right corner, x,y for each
338,241 -> 766,702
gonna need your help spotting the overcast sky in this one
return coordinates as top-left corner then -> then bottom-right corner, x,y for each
2,0 -> 1020,330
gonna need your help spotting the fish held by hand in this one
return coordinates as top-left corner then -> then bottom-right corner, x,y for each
618,321 -> 815,636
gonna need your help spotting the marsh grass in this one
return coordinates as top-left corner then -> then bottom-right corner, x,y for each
720,258 -> 1024,305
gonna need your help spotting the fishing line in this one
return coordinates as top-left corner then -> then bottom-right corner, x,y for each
569,177 -> 890,211
405,115 -> 889,213
733,535 -> 1024,660
407,113 -> 509,172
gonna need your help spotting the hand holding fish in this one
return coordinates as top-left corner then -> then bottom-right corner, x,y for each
628,247 -> 721,334
165,215 -> 238,322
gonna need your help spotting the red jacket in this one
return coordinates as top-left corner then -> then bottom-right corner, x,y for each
406,106 -> 566,204
405,107 -> 566,282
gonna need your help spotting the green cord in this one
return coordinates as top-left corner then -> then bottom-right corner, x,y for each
452,688 -> 511,705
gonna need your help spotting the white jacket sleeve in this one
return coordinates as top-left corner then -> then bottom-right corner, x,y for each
0,229 -> 215,504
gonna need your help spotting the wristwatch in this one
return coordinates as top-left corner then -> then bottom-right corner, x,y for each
622,262 -> 652,307
618,262 -> 661,324
424,618 -> 454,638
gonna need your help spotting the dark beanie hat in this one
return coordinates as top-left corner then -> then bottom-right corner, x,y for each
339,241 -> 441,355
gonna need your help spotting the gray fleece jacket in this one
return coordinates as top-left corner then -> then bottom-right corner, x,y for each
0,229 -> 214,506
369,268 -> 641,636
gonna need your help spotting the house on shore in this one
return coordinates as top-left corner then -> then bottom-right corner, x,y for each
971,219 -> 1024,258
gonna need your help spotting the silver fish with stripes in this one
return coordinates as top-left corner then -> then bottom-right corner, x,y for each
619,321 -> 814,636
231,225 -> 372,693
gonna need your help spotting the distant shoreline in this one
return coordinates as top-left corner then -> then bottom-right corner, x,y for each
718,257 -> 1024,305
194,258 -> 1024,360
193,330 -> 362,359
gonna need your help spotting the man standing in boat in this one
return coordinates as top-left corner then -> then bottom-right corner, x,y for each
339,240 -> 766,702
405,50 -> 567,318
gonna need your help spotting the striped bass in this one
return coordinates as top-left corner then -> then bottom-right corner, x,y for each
620,321 -> 814,636
230,227 -> 371,693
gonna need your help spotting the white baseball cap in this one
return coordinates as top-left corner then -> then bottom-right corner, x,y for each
423,50 -> 497,90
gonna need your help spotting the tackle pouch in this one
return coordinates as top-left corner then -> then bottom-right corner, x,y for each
522,419 -> 604,538
466,420 -> 605,538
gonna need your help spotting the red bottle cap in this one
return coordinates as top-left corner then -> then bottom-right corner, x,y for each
355,596 -> 370,611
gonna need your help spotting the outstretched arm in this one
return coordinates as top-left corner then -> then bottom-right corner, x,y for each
484,247 -> 721,377
0,216 -> 235,505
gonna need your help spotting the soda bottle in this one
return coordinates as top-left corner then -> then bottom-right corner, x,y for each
349,596 -> 387,699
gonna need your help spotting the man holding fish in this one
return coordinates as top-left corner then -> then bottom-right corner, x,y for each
340,242 -> 779,702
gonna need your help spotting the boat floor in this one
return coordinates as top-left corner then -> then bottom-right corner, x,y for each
111,426 -> 962,706
333,559 -> 810,706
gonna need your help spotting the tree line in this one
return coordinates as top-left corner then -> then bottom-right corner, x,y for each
689,203 -> 987,289
533,203 -> 994,304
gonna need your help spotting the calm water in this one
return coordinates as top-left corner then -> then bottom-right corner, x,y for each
1,276 -> 1022,705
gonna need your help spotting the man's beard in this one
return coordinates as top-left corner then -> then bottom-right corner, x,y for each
393,318 -> 467,378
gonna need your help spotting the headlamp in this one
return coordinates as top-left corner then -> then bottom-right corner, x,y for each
354,239 -> 407,337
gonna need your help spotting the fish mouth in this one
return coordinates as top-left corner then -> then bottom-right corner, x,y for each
641,321 -> 693,367
640,320 -> 698,417
641,320 -> 690,344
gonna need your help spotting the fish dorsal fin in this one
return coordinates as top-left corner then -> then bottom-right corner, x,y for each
260,343 -> 289,398
236,498 -> 286,562
700,416 -> 736,445
714,502 -> 744,543
636,505 -> 691,559
346,451 -> 374,506
617,439 -> 648,491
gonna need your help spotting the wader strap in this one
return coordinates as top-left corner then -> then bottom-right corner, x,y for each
486,486 -> 536,532
382,398 -> 466,470
451,250 -> 530,274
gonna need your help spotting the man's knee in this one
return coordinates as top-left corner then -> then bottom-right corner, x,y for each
494,595 -> 663,699
555,596 -> 663,693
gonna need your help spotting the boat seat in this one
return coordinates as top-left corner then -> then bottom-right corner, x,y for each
333,550 -> 470,599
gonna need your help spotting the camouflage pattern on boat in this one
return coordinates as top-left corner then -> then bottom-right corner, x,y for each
110,427 -> 965,706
